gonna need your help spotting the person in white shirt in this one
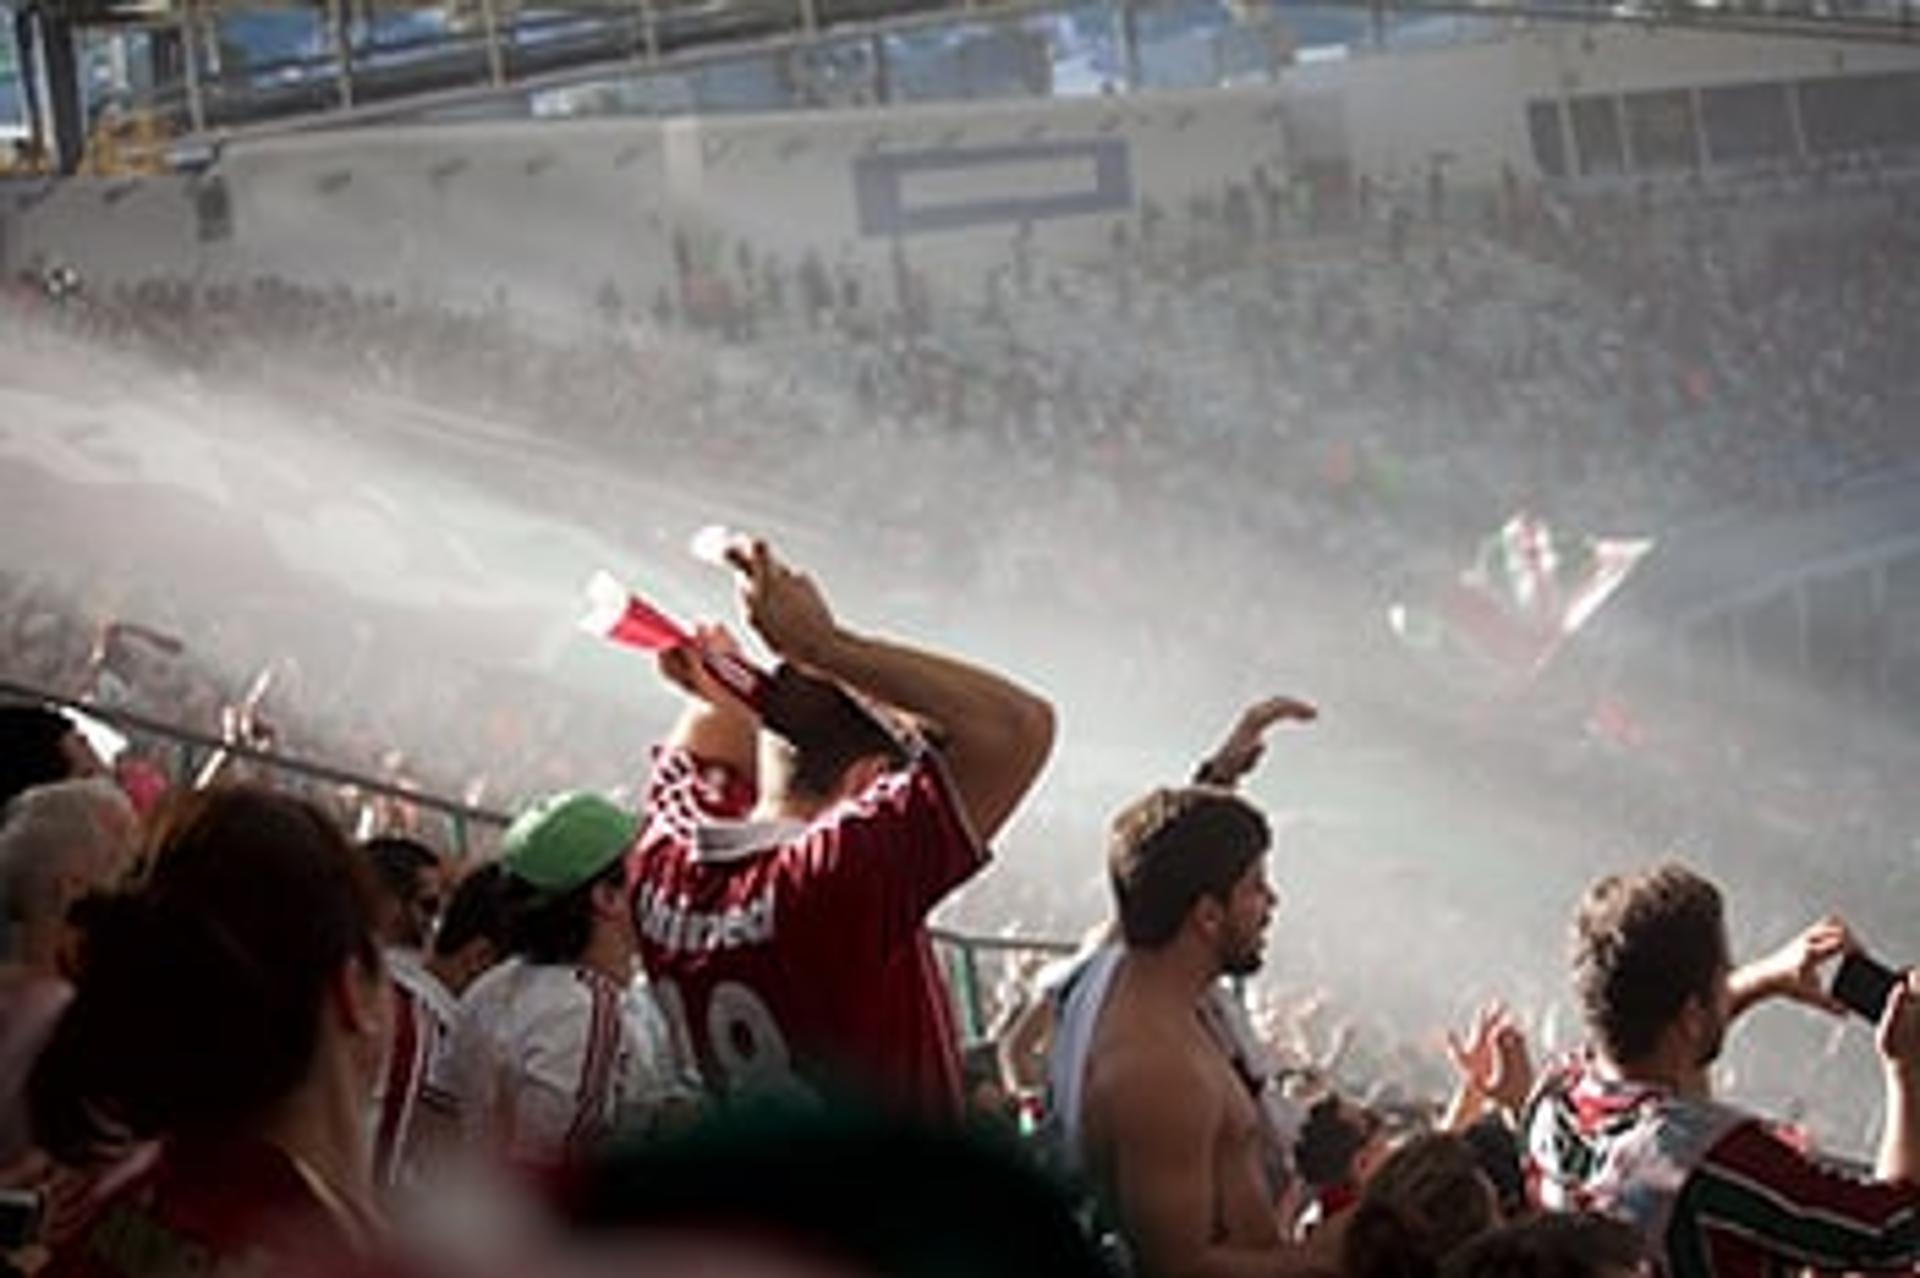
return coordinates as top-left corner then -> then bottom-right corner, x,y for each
371,862 -> 509,1193
450,792 -> 695,1171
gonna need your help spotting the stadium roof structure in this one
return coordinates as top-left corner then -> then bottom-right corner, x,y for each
17,0 -> 1920,159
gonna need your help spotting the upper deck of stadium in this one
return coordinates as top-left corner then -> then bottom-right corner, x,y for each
4,0 -> 1919,175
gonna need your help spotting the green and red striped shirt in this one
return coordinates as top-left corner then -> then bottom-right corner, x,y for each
1526,1060 -> 1920,1278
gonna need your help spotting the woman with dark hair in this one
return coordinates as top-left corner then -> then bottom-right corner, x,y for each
1341,1132 -> 1502,1278
29,786 -> 390,1277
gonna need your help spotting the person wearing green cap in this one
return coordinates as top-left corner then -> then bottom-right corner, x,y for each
447,790 -> 695,1170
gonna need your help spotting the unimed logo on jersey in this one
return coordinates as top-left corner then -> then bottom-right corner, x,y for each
635,882 -> 777,954
852,137 -> 1133,237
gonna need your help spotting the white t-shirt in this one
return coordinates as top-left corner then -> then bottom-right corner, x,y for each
370,948 -> 461,1191
449,959 -> 692,1167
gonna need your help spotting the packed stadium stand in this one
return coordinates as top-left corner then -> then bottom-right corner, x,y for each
5,4 -> 1920,1276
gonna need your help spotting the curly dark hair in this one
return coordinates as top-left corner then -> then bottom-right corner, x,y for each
1570,863 -> 1728,1064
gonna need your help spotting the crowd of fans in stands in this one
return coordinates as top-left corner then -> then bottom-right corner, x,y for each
4,145 -> 1920,1278
12,155 -> 1920,671
2,536 -> 1918,1278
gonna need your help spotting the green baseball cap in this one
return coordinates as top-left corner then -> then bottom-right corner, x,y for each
501,791 -> 638,896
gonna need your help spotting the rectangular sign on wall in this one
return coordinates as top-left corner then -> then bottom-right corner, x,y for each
0,5 -> 27,141
853,137 -> 1132,237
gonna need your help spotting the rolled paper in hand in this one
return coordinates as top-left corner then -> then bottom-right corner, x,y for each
578,570 -> 769,709
581,570 -> 691,651
688,523 -> 745,569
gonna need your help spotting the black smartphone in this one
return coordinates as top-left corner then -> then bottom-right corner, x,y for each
0,1189 -> 41,1250
1831,951 -> 1902,1022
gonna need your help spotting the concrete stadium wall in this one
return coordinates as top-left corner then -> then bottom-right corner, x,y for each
1284,25 -> 1920,187
7,24 -> 1919,316
0,85 -> 1287,323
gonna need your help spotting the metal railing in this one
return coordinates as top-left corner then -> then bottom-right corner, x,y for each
930,926 -> 1077,1041
0,676 -> 1074,1036
0,677 -> 513,857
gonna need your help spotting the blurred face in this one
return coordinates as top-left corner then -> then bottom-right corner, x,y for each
378,864 -> 445,951
594,875 -> 640,972
410,864 -> 447,945
1218,856 -> 1278,978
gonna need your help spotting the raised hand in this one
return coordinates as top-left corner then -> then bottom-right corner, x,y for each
657,622 -> 751,707
727,539 -> 840,667
1200,694 -> 1318,787
1877,970 -> 1920,1072
1739,916 -> 1853,1017
1447,1002 -> 1502,1093
1446,1001 -> 1534,1112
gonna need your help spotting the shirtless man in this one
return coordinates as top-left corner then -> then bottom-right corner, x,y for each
1080,786 -> 1315,1278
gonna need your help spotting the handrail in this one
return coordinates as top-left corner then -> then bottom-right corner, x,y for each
0,676 -> 1079,989
928,928 -> 1076,958
0,677 -> 515,830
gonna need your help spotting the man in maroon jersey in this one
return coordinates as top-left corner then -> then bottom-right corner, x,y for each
627,539 -> 1053,1120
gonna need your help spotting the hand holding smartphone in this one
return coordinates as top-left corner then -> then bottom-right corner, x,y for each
1831,951 -> 1904,1022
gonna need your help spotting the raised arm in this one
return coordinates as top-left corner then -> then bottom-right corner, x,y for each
1193,696 -> 1318,790
1441,1001 -> 1533,1133
729,539 -> 1053,841
1727,916 -> 1850,1021
656,622 -> 758,785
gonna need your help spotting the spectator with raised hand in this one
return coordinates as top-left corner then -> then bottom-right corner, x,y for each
1070,781 -> 1332,1278
450,793 -> 692,1171
1043,694 -> 1318,1199
628,538 -> 1053,1120
29,787 -> 389,1276
1526,865 -> 1920,1278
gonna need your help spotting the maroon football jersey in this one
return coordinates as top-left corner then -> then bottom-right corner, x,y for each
629,745 -> 986,1121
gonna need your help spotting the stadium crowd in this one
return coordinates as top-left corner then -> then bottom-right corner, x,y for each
11,153 -> 1920,672
2,533 -> 1918,1278
5,138 -> 1920,1278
